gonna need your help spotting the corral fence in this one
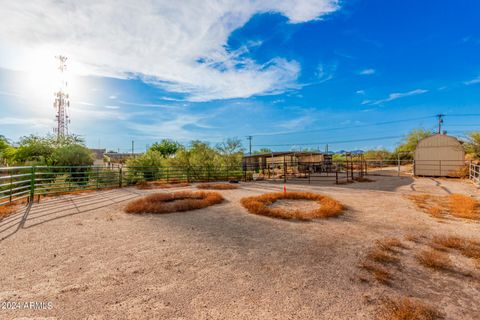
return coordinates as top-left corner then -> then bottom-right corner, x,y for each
1,160 -> 474,209
470,163 -> 480,187
242,159 -> 472,181
242,160 -> 370,184
0,165 -> 243,208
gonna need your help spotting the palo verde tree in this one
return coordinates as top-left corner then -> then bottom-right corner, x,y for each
393,128 -> 434,160
464,131 -> 480,160
215,137 -> 244,169
149,139 -> 181,158
0,135 -> 16,166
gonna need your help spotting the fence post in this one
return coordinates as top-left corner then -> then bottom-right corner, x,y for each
397,155 -> 401,176
283,156 -> 287,184
9,169 -> 13,202
96,167 -> 99,190
439,160 -> 442,176
119,167 -> 123,188
335,170 -> 338,184
29,166 -> 36,203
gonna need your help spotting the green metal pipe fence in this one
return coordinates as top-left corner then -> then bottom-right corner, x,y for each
0,165 -> 244,207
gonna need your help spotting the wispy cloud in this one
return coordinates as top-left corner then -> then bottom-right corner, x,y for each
359,68 -> 375,75
465,76 -> 480,85
0,117 -> 50,127
362,89 -> 428,105
0,1 -> 340,101
277,116 -> 314,130
118,100 -> 181,109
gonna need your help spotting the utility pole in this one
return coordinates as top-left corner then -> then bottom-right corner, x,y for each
436,114 -> 445,134
53,55 -> 70,139
131,140 -> 134,156
246,136 -> 252,155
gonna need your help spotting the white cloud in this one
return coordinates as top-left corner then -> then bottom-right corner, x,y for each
126,114 -> 215,141
108,95 -> 117,100
362,89 -> 428,105
0,0 -> 339,101
359,68 -> 375,75
0,117 -> 51,128
356,90 -> 365,95
104,105 -> 120,109
465,76 -> 480,85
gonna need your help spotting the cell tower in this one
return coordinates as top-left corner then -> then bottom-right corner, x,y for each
53,55 -> 70,138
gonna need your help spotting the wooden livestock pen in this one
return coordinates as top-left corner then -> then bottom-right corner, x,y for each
242,151 -> 365,184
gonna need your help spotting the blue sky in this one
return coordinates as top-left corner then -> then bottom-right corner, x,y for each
0,0 -> 479,152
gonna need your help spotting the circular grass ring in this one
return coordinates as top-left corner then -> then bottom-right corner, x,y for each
125,191 -> 224,214
241,191 -> 344,220
196,183 -> 239,190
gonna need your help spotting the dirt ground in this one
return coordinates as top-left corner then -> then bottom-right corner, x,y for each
0,176 -> 479,319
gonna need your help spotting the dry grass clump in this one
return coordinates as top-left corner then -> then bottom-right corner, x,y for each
376,237 -> 406,253
431,235 -> 480,266
359,237 -> 404,285
136,181 -> 190,189
0,203 -> 20,219
240,191 -> 344,220
416,249 -> 453,271
378,297 -> 440,320
448,194 -> 479,219
196,183 -> 238,190
367,248 -> 401,265
409,193 -> 480,220
360,262 -> 393,285
125,191 -> 223,214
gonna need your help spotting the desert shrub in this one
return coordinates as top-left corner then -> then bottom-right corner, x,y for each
240,191 -> 344,220
124,191 -> 223,214
378,297 -> 440,320
126,150 -> 165,182
196,183 -> 238,190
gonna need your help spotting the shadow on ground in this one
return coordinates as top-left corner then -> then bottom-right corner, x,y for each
0,189 -> 141,241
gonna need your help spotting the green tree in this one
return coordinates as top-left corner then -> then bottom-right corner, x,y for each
464,131 -> 480,159
14,135 -> 55,164
253,148 -> 272,155
126,150 -> 165,181
363,149 -> 392,160
13,134 -> 88,165
216,138 -> 244,168
50,144 -> 94,166
149,139 -> 181,158
0,135 -> 16,165
393,128 -> 434,159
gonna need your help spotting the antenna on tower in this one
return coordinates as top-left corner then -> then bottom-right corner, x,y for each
53,55 -> 70,139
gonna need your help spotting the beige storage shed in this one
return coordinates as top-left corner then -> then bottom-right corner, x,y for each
414,134 -> 465,176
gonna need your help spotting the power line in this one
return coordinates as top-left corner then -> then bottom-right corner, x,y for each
249,115 -> 435,137
252,135 -> 405,147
